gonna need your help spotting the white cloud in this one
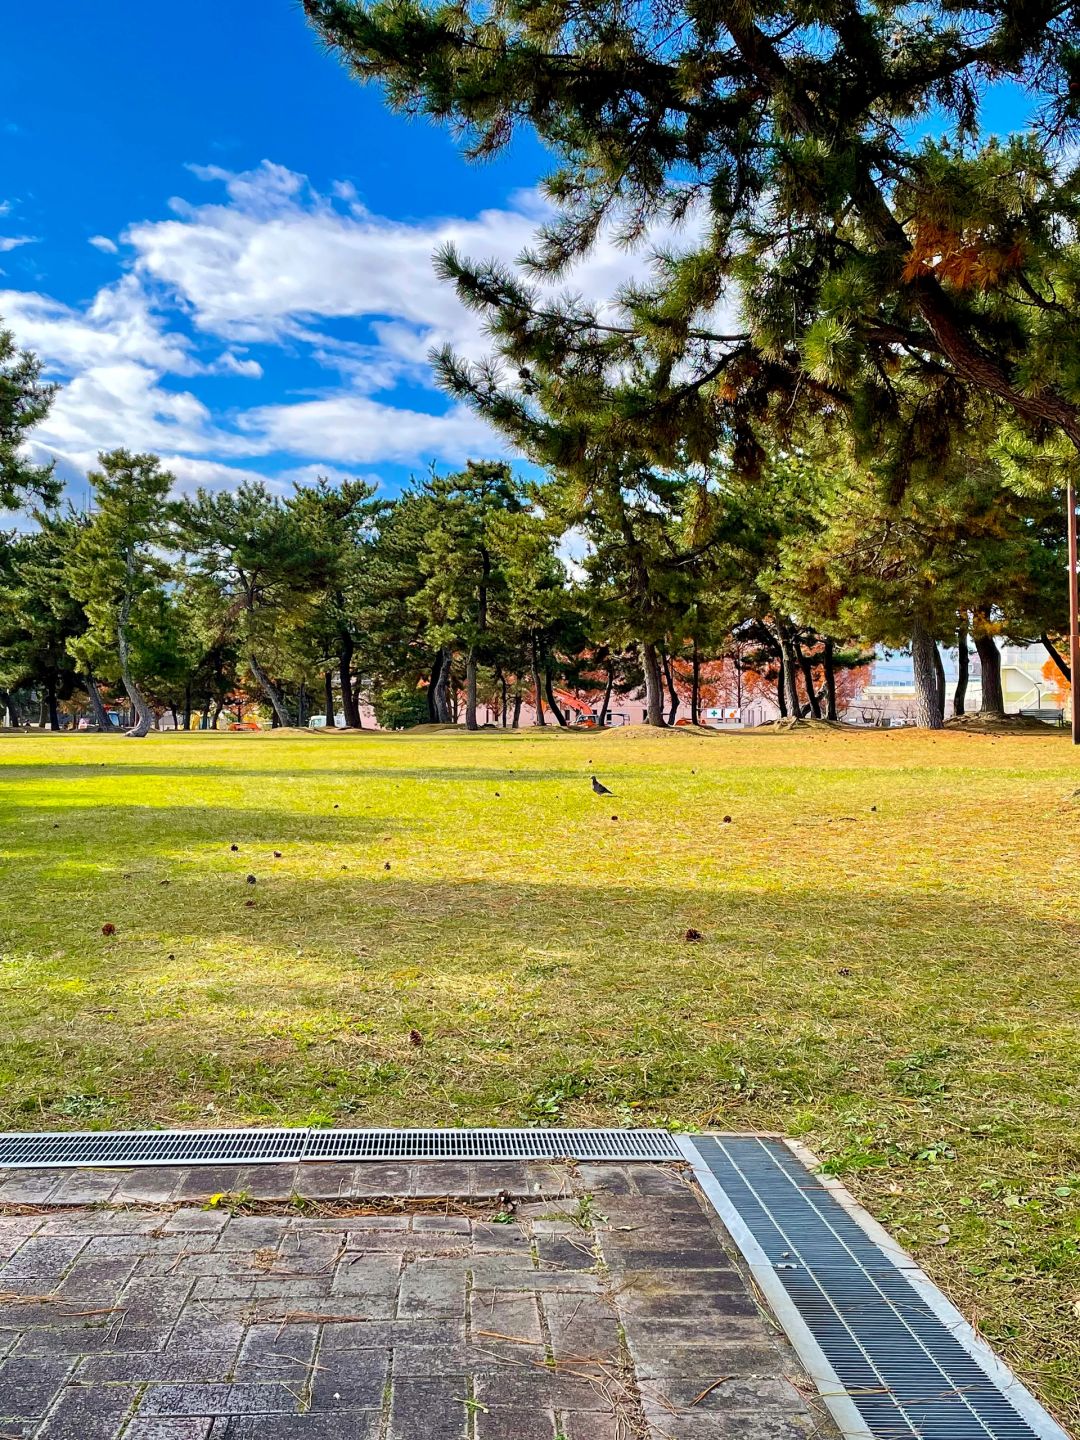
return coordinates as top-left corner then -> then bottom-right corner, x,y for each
2,158 -> 705,489
0,236 -> 36,253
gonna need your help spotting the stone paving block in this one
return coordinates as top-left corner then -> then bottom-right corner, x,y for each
472,1370 -> 612,1413
468,1253 -> 538,1285
55,1254 -> 140,1303
234,1322 -> 318,1383
646,1377 -> 809,1412
0,1355 -> 76,1417
574,1163 -> 638,1195
631,1339 -> 789,1381
613,1265 -> 758,1298
616,1286 -> 761,1323
308,1345 -> 389,1410
166,1304 -> 250,1354
469,1222 -> 532,1254
395,1258 -> 466,1318
210,1414 -> 380,1439
46,1171 -> 124,1206
124,1422 -> 215,1440
328,1253 -> 401,1310
175,1169 -> 255,1203
562,1412 -> 623,1440
78,1349 -> 238,1384
534,1233 -> 596,1270
631,1167 -> 692,1197
10,1324 -> 167,1357
342,1216 -> 409,1233
232,1167 -> 301,1201
387,1378 -> 469,1440
318,1318 -> 466,1351
290,1163 -> 350,1199
542,1292 -> 620,1360
36,1383 -> 139,1438
475,1407 -> 558,1440
392,1343 -> 481,1376
340,1165 -> 415,1199
116,1277 -> 194,1329
470,1289 -> 543,1352
140,1382 -> 302,1417
640,1401 -> 818,1440
410,1164 -> 473,1198
271,1230 -> 346,1274
0,1236 -> 87,1289
161,1209 -> 229,1236
112,1168 -> 190,1204
411,1214 -> 471,1234
216,1217 -> 292,1250
0,1171 -> 64,1205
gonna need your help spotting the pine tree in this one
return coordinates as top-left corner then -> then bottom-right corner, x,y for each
67,452 -> 173,738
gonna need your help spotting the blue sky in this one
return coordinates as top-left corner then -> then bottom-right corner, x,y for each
1,2 -> 1037,507
0,0 -> 574,500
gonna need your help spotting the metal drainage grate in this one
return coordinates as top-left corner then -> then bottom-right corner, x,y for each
302,1127 -> 680,1162
0,1126 -> 681,1170
682,1135 -> 1068,1440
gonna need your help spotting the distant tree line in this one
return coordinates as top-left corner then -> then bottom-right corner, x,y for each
0,323 -> 1072,734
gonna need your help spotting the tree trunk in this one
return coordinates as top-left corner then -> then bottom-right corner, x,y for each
933,643 -> 947,725
323,670 -> 335,726
690,640 -> 701,725
352,673 -> 364,726
823,638 -> 838,721
249,653 -> 292,727
776,662 -> 787,717
182,682 -> 192,731
973,624 -> 1005,717
911,620 -> 944,729
298,681 -> 308,728
641,641 -> 666,726
427,651 -> 442,721
954,625 -> 969,715
117,577 -> 154,738
544,662 -> 566,726
465,646 -> 480,730
530,634 -> 546,725
338,631 -> 360,727
793,636 -> 822,719
433,646 -> 452,723
0,690 -> 16,727
599,661 -> 615,727
1041,632 -> 1071,682
661,648 -> 680,725
777,629 -> 801,721
496,666 -> 508,727
85,673 -> 111,730
211,699 -> 224,729
46,678 -> 62,731
511,687 -> 522,728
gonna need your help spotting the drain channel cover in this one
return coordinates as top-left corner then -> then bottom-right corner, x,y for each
684,1135 -> 1068,1440
0,1126 -> 681,1169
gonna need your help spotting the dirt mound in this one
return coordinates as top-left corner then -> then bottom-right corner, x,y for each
946,712 -> 1056,733
751,717 -> 844,734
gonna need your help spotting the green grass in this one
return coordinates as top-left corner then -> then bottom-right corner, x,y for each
1,724 -> 1079,1420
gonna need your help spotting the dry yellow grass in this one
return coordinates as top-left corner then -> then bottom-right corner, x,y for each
0,723 -> 1078,1420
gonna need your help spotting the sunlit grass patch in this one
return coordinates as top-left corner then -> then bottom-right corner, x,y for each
0,724 -> 1078,1420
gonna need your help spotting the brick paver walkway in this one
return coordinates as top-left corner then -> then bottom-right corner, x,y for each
0,1159 -> 833,1439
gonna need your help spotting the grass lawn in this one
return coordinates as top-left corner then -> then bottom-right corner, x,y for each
1,724 -> 1078,1420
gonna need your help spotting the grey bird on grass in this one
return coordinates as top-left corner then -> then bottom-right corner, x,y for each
591,776 -> 614,796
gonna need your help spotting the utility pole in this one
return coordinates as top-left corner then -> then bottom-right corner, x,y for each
1069,479 -> 1079,745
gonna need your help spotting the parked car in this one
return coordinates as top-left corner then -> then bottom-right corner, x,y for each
228,721 -> 260,731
